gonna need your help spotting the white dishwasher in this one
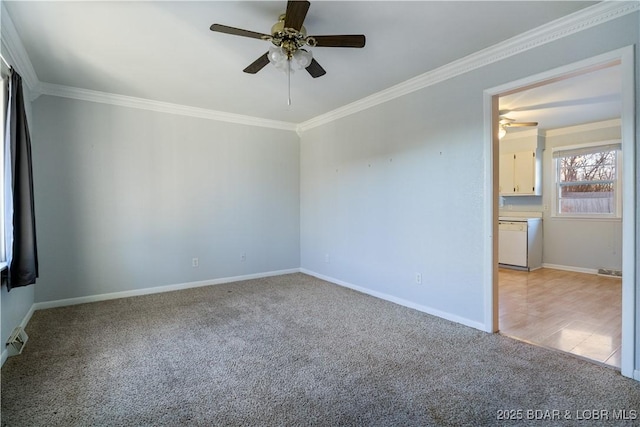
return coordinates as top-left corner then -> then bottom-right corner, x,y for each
498,218 -> 542,270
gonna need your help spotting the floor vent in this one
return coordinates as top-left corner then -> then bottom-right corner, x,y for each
597,268 -> 622,278
6,327 -> 28,357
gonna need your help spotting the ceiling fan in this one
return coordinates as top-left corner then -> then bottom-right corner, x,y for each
498,114 -> 538,139
209,0 -> 366,78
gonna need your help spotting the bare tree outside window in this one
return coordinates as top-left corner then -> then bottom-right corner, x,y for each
557,149 -> 617,215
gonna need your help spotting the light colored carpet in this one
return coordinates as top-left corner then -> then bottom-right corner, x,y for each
2,273 -> 639,426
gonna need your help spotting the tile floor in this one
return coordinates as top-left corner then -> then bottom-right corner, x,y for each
498,267 -> 621,368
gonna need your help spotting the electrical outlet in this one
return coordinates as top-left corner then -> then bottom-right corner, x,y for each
324,254 -> 330,263
192,257 -> 199,268
415,273 -> 422,285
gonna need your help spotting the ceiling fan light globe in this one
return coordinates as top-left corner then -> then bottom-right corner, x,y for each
268,46 -> 287,65
293,49 -> 313,69
498,126 -> 507,139
274,58 -> 290,72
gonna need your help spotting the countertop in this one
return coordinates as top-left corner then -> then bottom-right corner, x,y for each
498,211 -> 543,221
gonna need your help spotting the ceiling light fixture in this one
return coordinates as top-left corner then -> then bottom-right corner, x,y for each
498,116 -> 539,139
263,15 -> 317,105
498,125 -> 507,139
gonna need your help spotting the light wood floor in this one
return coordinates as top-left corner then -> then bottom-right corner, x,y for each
498,267 -> 621,368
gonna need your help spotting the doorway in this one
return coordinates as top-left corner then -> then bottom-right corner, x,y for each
483,46 -> 636,378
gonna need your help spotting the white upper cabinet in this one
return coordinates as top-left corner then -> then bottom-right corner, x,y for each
499,131 -> 543,196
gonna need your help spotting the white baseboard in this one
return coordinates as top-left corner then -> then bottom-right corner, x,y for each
542,263 -> 598,275
300,268 -> 487,332
1,304 -> 36,367
33,268 -> 301,311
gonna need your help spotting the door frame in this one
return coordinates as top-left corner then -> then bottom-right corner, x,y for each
482,46 -> 636,379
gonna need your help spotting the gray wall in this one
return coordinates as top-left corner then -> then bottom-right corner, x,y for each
300,12 -> 639,328
300,82 -> 487,326
31,96 -> 300,303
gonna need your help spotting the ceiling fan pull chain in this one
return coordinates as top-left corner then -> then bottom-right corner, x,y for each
287,59 -> 292,106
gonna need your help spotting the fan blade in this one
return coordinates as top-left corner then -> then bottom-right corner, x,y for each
285,0 -> 310,31
210,24 -> 269,40
311,35 -> 366,48
506,122 -> 538,127
243,52 -> 270,74
306,58 -> 326,78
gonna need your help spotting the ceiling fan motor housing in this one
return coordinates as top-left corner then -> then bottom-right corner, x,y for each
268,14 -> 316,57
271,14 -> 306,37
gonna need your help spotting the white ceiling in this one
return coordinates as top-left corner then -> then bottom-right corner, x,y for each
4,1 -> 608,125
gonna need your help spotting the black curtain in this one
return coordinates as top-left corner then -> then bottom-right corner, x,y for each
3,69 -> 38,291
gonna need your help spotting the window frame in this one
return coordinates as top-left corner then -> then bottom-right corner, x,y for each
551,140 -> 622,220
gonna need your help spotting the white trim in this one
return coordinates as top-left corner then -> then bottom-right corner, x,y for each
38,83 -> 298,132
618,44 -> 635,380
544,118 -> 622,137
484,45 -> 636,380
296,1 -> 639,133
484,52 -> 629,101
541,263 -> 599,276
32,268 -> 300,311
0,3 -> 40,97
300,269 -> 488,332
483,91 -> 497,332
0,304 -> 35,367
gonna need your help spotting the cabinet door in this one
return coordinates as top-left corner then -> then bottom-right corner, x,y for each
514,151 -> 535,194
499,153 -> 515,195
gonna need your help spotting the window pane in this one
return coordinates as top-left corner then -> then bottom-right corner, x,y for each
556,149 -> 617,215
559,151 -> 616,183
559,183 -> 614,214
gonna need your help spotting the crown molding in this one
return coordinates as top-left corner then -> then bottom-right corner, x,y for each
296,1 -> 640,133
0,2 -> 40,97
38,83 -> 297,131
2,1 -> 637,132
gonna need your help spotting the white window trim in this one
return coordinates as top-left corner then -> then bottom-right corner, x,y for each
551,139 -> 622,219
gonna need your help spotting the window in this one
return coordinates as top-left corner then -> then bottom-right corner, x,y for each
553,141 -> 621,218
